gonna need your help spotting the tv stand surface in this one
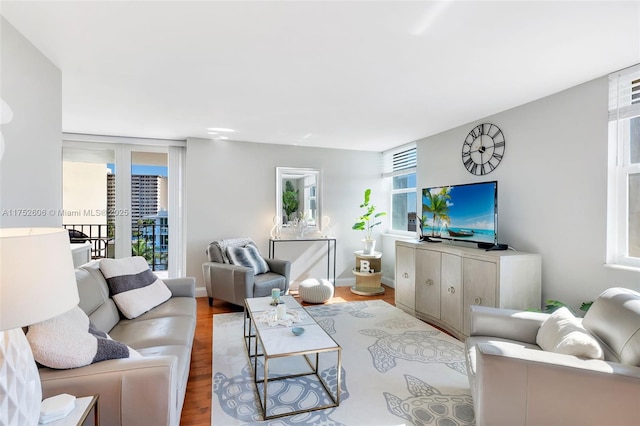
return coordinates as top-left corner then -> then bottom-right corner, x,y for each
421,236 -> 442,243
478,242 -> 509,251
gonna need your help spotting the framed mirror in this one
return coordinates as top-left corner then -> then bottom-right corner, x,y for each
276,167 -> 321,235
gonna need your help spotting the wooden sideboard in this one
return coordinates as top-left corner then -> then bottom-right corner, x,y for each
395,240 -> 541,340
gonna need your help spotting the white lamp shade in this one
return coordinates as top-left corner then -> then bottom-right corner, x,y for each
0,227 -> 80,330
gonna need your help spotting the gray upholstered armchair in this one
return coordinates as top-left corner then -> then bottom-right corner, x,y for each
202,238 -> 291,307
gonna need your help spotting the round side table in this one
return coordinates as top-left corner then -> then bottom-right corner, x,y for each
350,250 -> 385,296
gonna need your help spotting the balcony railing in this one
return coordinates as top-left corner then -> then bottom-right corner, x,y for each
64,223 -> 168,271
133,221 -> 168,271
64,224 -> 114,260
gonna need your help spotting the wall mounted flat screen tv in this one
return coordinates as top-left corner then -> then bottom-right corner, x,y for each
421,181 -> 498,245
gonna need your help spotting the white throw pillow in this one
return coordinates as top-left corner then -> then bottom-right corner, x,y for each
227,244 -> 270,275
99,256 -> 172,319
27,306 -> 142,369
536,307 -> 604,359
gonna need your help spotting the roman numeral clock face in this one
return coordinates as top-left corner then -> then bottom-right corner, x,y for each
461,123 -> 505,175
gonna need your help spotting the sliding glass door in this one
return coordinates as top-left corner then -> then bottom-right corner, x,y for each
62,137 -> 186,277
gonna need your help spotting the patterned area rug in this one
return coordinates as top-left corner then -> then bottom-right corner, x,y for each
212,300 -> 475,425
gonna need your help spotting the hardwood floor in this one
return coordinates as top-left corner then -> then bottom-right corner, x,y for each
179,285 -> 396,426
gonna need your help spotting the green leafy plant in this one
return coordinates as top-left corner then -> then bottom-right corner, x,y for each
543,299 -> 593,315
352,188 -> 386,240
580,301 -> 593,312
282,180 -> 299,220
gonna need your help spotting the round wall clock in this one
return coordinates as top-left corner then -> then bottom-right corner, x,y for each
461,123 -> 505,175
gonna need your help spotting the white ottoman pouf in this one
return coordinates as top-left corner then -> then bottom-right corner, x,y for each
298,278 -> 334,304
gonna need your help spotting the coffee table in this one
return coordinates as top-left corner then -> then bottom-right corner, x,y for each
243,295 -> 342,420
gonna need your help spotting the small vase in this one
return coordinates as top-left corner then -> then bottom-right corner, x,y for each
362,239 -> 376,255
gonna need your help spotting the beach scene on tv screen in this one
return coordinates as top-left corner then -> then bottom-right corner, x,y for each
422,182 -> 496,244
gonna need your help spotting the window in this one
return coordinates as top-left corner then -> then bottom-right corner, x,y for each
63,135 -> 187,277
607,64 -> 640,270
384,144 -> 417,233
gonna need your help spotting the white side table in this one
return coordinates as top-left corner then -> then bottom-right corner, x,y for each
45,395 -> 99,426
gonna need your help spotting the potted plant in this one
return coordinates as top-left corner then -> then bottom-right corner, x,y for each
352,188 -> 386,255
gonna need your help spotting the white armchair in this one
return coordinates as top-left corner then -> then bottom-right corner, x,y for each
465,287 -> 640,425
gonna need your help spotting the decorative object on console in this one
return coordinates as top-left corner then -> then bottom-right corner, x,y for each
352,188 -> 386,255
321,215 -> 331,237
461,123 -> 505,176
270,215 -> 282,239
0,228 -> 79,426
291,212 -> 308,238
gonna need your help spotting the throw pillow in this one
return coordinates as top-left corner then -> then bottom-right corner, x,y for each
99,256 -> 172,319
227,244 -> 270,275
536,307 -> 604,359
26,306 -> 142,369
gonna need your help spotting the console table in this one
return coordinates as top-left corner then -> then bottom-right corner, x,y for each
268,238 -> 336,284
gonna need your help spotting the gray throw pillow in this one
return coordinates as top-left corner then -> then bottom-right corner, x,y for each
227,245 -> 270,275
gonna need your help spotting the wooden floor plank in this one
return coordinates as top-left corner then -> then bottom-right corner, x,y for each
179,285 -> 395,426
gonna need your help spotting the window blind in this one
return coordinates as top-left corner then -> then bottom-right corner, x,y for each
609,63 -> 640,121
383,143 -> 417,177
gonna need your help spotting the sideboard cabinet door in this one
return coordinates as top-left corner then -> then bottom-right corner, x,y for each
395,244 -> 416,313
440,253 -> 462,332
462,257 -> 497,336
395,239 -> 541,340
415,248 -> 441,320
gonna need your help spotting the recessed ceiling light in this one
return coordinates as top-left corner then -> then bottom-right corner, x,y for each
207,127 -> 235,133
207,131 -> 218,135
212,136 -> 228,140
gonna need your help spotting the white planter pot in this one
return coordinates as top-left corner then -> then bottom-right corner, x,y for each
362,239 -> 376,255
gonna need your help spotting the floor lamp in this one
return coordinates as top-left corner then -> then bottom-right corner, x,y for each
0,228 -> 79,425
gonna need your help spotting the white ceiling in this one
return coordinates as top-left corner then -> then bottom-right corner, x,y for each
2,1 -> 639,152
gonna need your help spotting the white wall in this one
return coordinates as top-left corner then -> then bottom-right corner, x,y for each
417,77 -> 639,310
62,162 -> 108,225
0,17 -> 62,227
185,138 -> 385,290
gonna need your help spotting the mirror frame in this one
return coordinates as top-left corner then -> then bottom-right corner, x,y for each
276,167 -> 322,235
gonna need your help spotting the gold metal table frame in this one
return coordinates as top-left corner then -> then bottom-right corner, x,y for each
243,296 -> 342,420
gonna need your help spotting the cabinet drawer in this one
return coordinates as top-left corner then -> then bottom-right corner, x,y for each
395,245 -> 415,311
